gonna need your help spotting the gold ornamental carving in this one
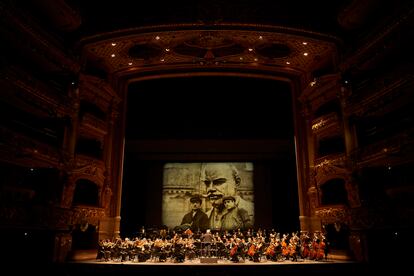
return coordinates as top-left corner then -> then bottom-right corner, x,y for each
314,154 -> 348,185
71,206 -> 106,226
315,205 -> 349,224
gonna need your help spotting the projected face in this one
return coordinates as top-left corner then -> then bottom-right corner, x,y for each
201,163 -> 239,206
162,162 -> 254,230
223,198 -> 236,210
190,201 -> 201,211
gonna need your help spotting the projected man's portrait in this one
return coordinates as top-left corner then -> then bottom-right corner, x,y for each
162,163 -> 254,231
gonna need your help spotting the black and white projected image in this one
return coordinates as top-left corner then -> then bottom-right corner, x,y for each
162,163 -> 254,231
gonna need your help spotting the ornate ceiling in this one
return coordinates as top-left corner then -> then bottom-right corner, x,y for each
81,25 -> 338,82
5,0 -> 409,88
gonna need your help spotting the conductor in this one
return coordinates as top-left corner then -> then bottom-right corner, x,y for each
201,229 -> 215,257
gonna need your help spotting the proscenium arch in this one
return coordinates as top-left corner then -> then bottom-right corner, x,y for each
80,25 -> 340,235
116,76 -> 306,235
114,72 -> 305,233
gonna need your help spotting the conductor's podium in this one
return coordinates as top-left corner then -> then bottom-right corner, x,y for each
200,242 -> 219,263
200,257 -> 219,263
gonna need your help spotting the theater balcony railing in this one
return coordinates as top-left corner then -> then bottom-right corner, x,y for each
346,75 -> 413,118
311,112 -> 342,138
314,153 -> 347,168
70,205 -> 106,226
79,113 -> 108,141
353,129 -> 414,168
2,66 -> 70,115
315,204 -> 349,225
0,125 -> 61,168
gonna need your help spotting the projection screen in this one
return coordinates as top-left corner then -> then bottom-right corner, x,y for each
162,162 -> 254,231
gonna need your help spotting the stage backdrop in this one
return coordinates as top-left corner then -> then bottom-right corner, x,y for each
162,162 -> 254,230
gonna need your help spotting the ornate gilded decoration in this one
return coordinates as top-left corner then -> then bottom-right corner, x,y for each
313,154 -> 347,186
315,205 -> 349,225
81,26 -> 337,77
79,74 -> 121,113
60,156 -> 105,208
311,113 -> 341,135
71,206 -> 106,226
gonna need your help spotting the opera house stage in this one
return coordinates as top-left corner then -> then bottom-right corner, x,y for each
59,258 -> 366,276
1,1 -> 413,274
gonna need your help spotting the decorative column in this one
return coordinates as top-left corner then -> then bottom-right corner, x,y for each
338,84 -> 361,208
99,101 -> 119,240
60,82 -> 80,208
338,81 -> 364,260
297,100 -> 320,233
62,82 -> 80,164
338,85 -> 358,159
101,106 -> 117,212
55,80 -> 79,263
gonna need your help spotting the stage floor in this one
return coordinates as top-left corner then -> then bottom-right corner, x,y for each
67,248 -> 358,266
60,259 -> 371,276
57,250 -> 373,275
78,257 -> 346,265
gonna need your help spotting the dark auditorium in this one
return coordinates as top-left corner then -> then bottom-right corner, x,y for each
0,0 -> 413,274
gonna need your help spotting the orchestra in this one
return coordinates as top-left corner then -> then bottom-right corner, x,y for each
96,228 -> 329,263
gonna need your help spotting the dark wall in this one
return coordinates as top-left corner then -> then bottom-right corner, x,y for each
121,159 -> 163,235
126,76 -> 293,140
121,76 -> 299,236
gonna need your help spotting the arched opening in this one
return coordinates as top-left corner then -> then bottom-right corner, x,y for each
71,222 -> 98,251
71,179 -> 100,252
72,179 -> 99,207
75,138 -> 103,159
121,75 -> 300,236
320,178 -> 348,206
324,222 -> 350,251
317,136 -> 345,157
314,100 -> 341,118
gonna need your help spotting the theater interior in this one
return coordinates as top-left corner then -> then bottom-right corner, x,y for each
0,0 -> 413,274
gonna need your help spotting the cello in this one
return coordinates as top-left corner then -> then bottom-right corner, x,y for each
230,244 -> 238,257
265,243 -> 275,257
248,242 -> 262,262
247,244 -> 256,257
